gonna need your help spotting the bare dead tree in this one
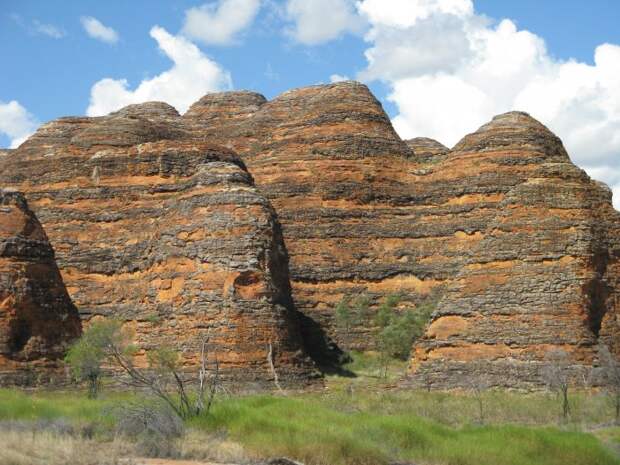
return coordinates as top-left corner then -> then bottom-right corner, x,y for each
70,320 -> 220,420
542,349 -> 572,421
267,343 -> 285,395
599,344 -> 620,425
467,361 -> 491,425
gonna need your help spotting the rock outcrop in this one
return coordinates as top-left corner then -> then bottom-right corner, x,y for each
0,105 -> 317,387
1,82 -> 618,389
408,112 -> 620,388
0,189 -> 81,383
183,82 -> 446,355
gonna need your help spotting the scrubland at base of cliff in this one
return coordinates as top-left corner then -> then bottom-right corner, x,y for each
0,351 -> 619,465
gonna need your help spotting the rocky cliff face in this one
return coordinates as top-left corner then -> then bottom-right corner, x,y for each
0,189 -> 81,384
182,84 -> 620,374
408,112 -> 620,388
1,82 -> 618,389
183,82 -> 447,355
0,104 -> 317,387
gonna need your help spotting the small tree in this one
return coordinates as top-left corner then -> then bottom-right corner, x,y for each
466,361 -> 490,424
599,344 -> 620,424
374,293 -> 433,378
542,349 -> 572,421
65,319 -> 130,398
351,294 -> 371,322
66,319 -> 218,419
334,296 -> 355,350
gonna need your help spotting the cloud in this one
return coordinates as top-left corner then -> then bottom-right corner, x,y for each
33,19 -> 66,39
284,0 -> 365,45
0,100 -> 38,148
182,0 -> 261,45
11,14 -> 66,39
80,16 -> 119,44
330,74 -> 350,83
356,0 -> 620,208
86,26 -> 232,116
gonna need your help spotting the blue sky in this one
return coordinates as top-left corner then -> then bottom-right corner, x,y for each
1,0 -> 620,204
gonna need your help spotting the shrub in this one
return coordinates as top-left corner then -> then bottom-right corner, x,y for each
65,320 -> 133,398
115,401 -> 184,458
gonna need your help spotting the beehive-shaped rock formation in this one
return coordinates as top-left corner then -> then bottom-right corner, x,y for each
408,112 -> 620,387
0,104 -> 317,387
0,189 -> 81,383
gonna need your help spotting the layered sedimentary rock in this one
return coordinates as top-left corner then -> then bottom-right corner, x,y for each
2,81 -> 618,388
408,112 -> 620,388
183,82 -> 456,354
0,189 -> 81,383
406,138 -> 449,164
0,105 -> 316,387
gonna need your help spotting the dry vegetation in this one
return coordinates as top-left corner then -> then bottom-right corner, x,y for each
1,352 -> 619,465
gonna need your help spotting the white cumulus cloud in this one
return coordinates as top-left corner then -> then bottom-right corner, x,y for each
86,26 -> 232,116
356,0 -> 620,208
285,0 -> 365,45
81,16 -> 119,44
182,0 -> 261,45
0,100 -> 38,148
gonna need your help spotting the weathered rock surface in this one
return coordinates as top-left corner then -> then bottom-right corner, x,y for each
1,82 -> 618,388
408,112 -> 620,388
0,106 -> 317,387
0,189 -> 81,383
182,85 -> 620,373
406,138 -> 449,164
183,82 -> 448,355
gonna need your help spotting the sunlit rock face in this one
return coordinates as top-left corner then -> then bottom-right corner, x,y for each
0,189 -> 81,384
407,112 -> 620,388
1,82 -> 618,389
0,103 -> 317,388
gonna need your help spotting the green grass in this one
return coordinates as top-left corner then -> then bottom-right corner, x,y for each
0,388 -> 127,429
190,394 -> 619,465
0,350 -> 619,465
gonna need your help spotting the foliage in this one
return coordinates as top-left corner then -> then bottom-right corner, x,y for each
334,294 -> 373,350
64,320 -> 133,398
65,320 -> 218,419
372,293 -> 434,377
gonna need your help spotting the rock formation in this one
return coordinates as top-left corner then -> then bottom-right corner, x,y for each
0,104 -> 317,387
1,82 -> 618,389
183,82 -> 445,355
408,112 -> 620,388
0,189 -> 81,384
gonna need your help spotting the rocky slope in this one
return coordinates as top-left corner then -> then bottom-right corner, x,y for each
0,105 -> 316,387
0,189 -> 81,384
408,112 -> 620,388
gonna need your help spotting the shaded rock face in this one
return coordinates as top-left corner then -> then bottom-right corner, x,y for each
0,107 -> 316,387
0,190 -> 81,382
408,112 -> 620,388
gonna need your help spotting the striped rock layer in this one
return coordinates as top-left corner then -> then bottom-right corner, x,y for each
0,190 -> 81,384
408,112 -> 620,387
182,84 -> 620,384
0,104 -> 317,387
0,81 -> 618,388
